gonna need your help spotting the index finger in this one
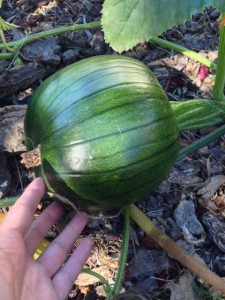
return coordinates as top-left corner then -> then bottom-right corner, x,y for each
1,177 -> 45,235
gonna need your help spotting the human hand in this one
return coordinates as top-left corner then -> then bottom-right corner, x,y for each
0,177 -> 92,300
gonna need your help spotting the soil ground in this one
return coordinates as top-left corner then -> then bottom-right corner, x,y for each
0,2 -> 225,300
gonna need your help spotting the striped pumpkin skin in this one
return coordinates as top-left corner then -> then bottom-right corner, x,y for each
24,55 -> 179,211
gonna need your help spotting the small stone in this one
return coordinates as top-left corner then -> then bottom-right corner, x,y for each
41,53 -> 61,65
129,248 -> 174,278
62,49 -> 80,64
174,200 -> 204,241
21,38 -> 61,65
168,168 -> 202,186
202,213 -> 225,253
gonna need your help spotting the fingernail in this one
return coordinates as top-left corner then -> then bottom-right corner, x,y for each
77,211 -> 88,217
35,177 -> 43,183
74,212 -> 89,224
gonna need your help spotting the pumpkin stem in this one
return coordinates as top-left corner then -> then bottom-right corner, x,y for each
129,204 -> 225,295
20,144 -> 41,168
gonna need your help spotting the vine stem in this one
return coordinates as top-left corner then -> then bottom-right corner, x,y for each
0,20 -> 215,72
0,22 -> 101,51
213,13 -> 225,101
108,207 -> 130,300
81,268 -> 112,296
0,52 -> 13,59
129,204 -> 225,295
150,36 -> 215,69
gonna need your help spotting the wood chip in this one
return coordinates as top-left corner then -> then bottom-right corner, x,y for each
197,175 -> 225,199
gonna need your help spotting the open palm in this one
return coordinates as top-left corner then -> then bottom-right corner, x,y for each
0,178 -> 91,300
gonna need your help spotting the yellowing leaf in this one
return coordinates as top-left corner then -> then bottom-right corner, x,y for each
0,17 -> 18,30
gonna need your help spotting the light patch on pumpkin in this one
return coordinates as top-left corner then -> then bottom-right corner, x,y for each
63,144 -> 92,172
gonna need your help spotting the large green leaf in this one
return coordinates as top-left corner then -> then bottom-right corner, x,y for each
101,0 -> 225,53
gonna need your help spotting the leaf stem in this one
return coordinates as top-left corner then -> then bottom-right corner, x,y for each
0,22 -> 101,51
0,29 -> 13,51
129,204 -> 225,295
108,207 -> 130,300
81,268 -> 112,295
213,13 -> 225,101
177,124 -> 225,161
150,36 -> 216,69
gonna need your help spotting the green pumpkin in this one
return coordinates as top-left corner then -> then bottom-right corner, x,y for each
24,55 -> 179,211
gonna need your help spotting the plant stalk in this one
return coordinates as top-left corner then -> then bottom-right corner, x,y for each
171,99 -> 225,132
213,13 -> 225,101
81,268 -> 112,295
150,36 -> 216,69
129,204 -> 225,295
0,22 -> 101,51
0,52 -> 14,59
108,207 -> 130,300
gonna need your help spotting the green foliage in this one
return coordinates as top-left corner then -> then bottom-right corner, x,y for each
101,0 -> 225,52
